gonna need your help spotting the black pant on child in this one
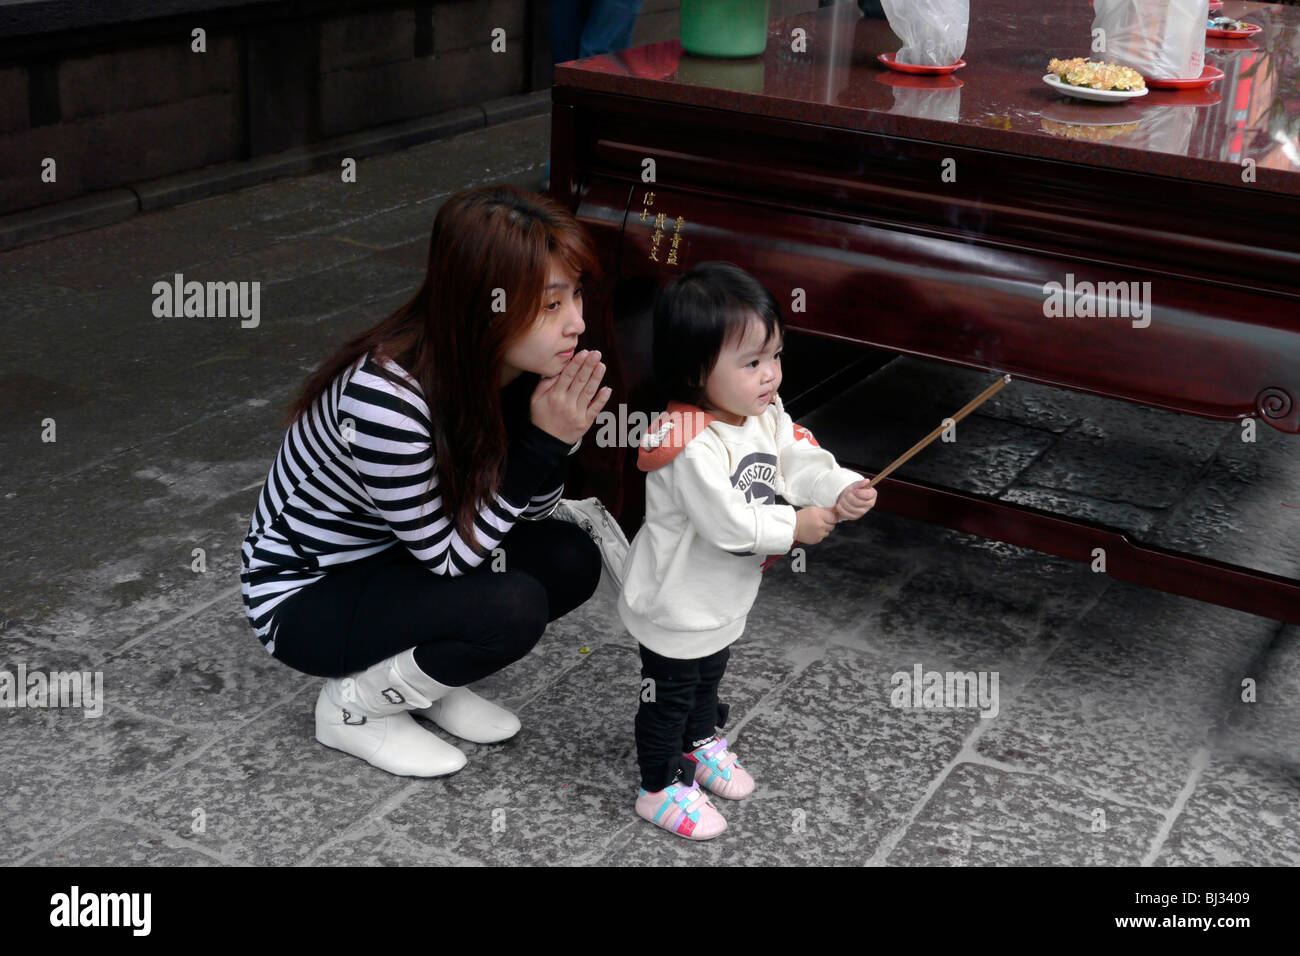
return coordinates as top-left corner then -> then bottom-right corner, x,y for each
635,644 -> 731,792
268,518 -> 601,684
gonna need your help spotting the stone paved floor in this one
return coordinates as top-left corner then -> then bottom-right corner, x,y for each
2,111 -> 1297,866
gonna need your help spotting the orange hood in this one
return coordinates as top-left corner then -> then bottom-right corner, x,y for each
636,401 -> 719,472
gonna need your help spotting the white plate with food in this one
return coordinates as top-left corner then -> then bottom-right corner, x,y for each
1042,73 -> 1148,103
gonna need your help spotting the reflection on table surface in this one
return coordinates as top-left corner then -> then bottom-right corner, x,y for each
558,0 -> 1300,188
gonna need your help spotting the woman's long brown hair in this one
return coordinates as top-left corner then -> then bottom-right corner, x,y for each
284,184 -> 601,556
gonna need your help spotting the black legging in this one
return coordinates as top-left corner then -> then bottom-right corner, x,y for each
268,518 -> 601,684
635,645 -> 731,792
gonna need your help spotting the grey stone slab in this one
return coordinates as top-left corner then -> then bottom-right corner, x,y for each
1147,422 -> 1300,578
0,187 -> 138,251
319,8 -> 416,74
116,687 -> 410,865
458,591 -> 622,715
433,0 -> 527,55
1153,753 -> 1300,866
27,817 -> 219,866
4,516 -> 251,664
815,358 -> 1240,512
105,598 -> 304,729
0,0 -> 272,39
463,643 -> 638,789
573,582 -> 810,721
1217,625 -> 1300,765
132,148 -> 318,211
302,818 -> 458,866
369,642 -> 798,864
0,93 -> 241,210
377,776 -> 634,866
79,93 -> 242,190
611,646 -> 972,865
815,355 -> 1087,436
755,524 -> 920,629
316,647 -> 636,865
0,266 -> 415,497
366,642 -> 790,868
751,501 -> 1111,675
829,524 -> 1108,676
804,500 -> 966,559
800,392 -> 1056,496
0,110 -> 548,291
302,111 -> 547,223
304,107 -> 486,176
1,663 -> 196,864
0,194 -> 315,292
0,387 -> 301,619
888,762 -> 1163,866
8,68 -> 1298,870
59,36 -> 238,119
974,583 -> 1279,809
738,566 -> 887,659
0,118 -> 549,497
318,46 -> 523,140
0,120 -> 94,211
998,486 -> 1158,538
1017,406 -> 1234,509
480,89 -> 551,126
0,65 -> 27,134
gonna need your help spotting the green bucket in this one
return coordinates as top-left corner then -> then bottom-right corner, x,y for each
680,0 -> 771,58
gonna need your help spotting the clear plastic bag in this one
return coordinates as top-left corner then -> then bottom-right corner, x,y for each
889,85 -> 962,123
1092,0 -> 1208,79
880,0 -> 969,66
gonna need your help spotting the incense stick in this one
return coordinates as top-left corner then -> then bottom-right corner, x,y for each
866,374 -> 1012,489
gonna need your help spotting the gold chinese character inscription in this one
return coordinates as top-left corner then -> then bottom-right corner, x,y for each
639,190 -> 657,223
666,213 -> 685,266
644,200 -> 685,265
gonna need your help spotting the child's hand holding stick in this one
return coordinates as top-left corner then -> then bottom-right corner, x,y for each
794,506 -> 838,544
835,373 -> 1012,522
834,479 -> 877,522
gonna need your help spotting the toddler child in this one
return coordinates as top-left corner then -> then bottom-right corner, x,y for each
618,261 -> 877,839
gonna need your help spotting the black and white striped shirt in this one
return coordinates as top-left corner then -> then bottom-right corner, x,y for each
240,353 -> 577,653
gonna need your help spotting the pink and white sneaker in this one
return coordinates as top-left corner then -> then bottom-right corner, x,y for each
635,780 -> 727,840
685,736 -> 754,800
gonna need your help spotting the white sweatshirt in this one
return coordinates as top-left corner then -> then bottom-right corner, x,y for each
617,393 -> 862,659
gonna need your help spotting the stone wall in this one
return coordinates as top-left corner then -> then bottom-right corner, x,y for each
0,0 -> 825,219
0,0 -> 543,217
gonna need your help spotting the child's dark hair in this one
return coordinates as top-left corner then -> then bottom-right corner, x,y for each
652,261 -> 784,406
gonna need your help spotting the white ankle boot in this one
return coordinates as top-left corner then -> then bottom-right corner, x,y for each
314,649 -> 467,777
415,687 -> 522,744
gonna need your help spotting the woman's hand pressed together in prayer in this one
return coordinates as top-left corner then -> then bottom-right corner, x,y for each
531,349 -> 612,446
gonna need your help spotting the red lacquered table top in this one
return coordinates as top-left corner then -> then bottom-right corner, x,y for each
554,0 -> 1300,196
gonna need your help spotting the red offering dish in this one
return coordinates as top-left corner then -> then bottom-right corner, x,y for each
1209,0 -> 1223,8
1206,22 -> 1262,38
1144,88 -> 1222,107
875,72 -> 965,91
1206,38 -> 1259,51
1144,64 -> 1225,89
878,52 -> 967,74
